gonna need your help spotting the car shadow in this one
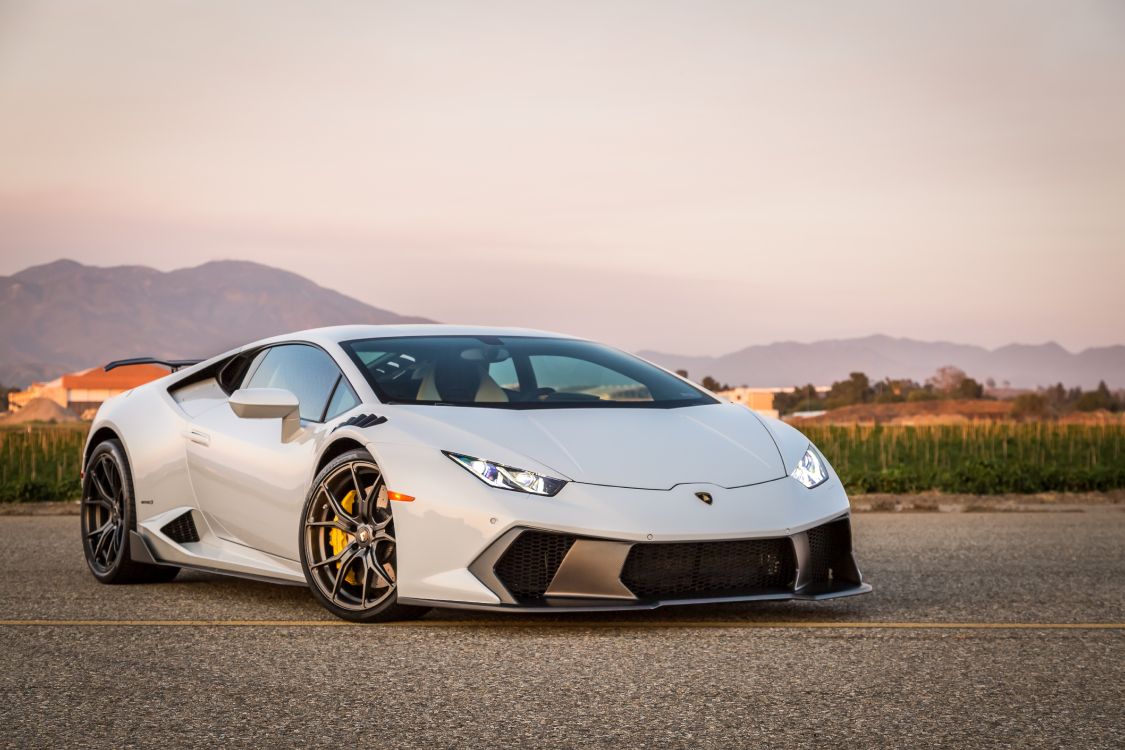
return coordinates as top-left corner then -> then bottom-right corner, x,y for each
168,570 -> 872,627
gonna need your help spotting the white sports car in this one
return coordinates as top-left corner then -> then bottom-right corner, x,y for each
82,325 -> 870,621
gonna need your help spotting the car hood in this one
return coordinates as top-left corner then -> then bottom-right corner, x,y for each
381,403 -> 786,490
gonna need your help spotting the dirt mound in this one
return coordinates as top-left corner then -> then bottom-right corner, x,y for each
790,399 -> 1013,426
0,398 -> 80,424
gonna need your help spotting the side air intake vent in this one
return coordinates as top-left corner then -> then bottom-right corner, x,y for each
161,512 -> 200,544
333,413 -> 388,432
804,517 -> 861,589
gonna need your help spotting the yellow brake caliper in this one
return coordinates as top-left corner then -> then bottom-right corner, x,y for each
328,489 -> 358,585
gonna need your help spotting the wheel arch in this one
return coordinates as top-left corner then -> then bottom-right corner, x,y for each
315,437 -> 369,477
84,425 -> 123,466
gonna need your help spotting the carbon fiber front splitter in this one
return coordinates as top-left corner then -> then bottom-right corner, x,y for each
399,581 -> 872,613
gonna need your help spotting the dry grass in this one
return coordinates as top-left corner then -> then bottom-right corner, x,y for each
791,399 -> 1013,426
0,423 -> 88,501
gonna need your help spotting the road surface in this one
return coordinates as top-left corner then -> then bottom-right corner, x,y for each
0,510 -> 1122,748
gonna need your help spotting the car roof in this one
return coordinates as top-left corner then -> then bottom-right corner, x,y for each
162,325 -> 586,388
253,324 -> 579,350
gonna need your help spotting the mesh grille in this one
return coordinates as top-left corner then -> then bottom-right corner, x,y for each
493,531 -> 577,601
621,537 -> 795,600
805,518 -> 853,587
160,512 -> 200,544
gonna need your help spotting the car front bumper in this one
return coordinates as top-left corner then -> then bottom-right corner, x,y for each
373,441 -> 871,610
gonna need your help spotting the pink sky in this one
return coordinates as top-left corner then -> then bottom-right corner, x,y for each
1,1 -> 1123,355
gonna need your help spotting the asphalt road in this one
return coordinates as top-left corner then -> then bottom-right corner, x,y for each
1,510 -> 1122,748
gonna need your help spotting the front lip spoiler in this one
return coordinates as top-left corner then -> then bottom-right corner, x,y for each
398,583 -> 873,614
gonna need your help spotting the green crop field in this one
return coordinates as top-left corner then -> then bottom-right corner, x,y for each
1,421 -> 1123,501
0,424 -> 87,502
803,422 -> 1125,494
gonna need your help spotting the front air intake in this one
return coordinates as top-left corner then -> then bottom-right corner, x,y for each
803,517 -> 861,589
160,512 -> 200,544
493,531 -> 577,601
481,517 -> 862,606
621,537 -> 796,600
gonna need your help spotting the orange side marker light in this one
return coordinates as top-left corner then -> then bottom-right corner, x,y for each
387,491 -> 415,502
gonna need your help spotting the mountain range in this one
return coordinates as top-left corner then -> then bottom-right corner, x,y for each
0,259 -> 429,386
1,259 -> 1121,389
640,337 -> 1125,390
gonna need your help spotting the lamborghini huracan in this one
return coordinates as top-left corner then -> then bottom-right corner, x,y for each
81,325 -> 870,621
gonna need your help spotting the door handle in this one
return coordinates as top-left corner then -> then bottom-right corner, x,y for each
187,429 -> 211,447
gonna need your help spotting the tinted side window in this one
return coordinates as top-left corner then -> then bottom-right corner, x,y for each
325,379 -> 360,420
238,350 -> 270,389
244,345 -> 343,422
216,351 -> 259,394
488,358 -> 519,389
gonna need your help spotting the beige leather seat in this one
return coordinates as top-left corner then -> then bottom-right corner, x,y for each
416,362 -> 509,403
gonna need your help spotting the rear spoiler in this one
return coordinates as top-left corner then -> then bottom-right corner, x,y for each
104,357 -> 203,373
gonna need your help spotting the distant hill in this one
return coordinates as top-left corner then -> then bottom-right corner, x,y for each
640,335 -> 1125,390
3,260 -> 1121,391
0,259 -> 431,386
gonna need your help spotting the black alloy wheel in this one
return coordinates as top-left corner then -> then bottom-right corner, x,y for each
300,449 -> 429,623
81,439 -> 179,584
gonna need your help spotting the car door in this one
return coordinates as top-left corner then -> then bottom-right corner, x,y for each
185,343 -> 359,560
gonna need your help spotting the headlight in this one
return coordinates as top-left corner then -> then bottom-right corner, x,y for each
443,451 -> 567,496
790,445 -> 828,489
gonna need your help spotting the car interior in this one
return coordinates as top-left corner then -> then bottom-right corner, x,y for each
352,344 -> 638,405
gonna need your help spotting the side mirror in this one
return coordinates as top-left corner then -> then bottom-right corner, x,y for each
229,388 -> 301,441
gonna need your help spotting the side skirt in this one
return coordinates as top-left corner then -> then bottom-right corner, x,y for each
129,529 -> 308,588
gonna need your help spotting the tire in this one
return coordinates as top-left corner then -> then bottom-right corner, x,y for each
81,439 -> 180,584
299,449 -> 429,623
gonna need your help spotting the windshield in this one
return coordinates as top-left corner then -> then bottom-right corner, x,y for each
340,336 -> 716,409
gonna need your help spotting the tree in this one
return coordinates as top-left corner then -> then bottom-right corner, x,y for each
1075,381 -> 1117,412
928,366 -> 968,394
0,384 -> 16,412
953,377 -> 984,399
1041,383 -> 1079,414
774,384 -> 821,415
1012,392 -> 1050,420
872,378 -> 922,403
924,366 -> 985,400
674,369 -> 689,379
823,372 -> 872,410
700,375 -> 730,392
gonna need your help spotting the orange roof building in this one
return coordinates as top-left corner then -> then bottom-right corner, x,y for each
8,364 -> 169,419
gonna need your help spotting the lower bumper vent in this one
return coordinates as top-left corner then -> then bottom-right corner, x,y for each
621,537 -> 796,600
485,517 -> 860,605
493,531 -> 576,601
